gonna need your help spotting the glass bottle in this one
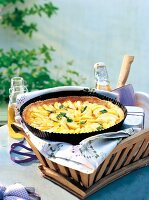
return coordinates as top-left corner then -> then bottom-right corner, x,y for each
8,77 -> 28,139
94,62 -> 112,91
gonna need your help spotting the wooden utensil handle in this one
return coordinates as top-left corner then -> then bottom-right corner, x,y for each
117,55 -> 134,88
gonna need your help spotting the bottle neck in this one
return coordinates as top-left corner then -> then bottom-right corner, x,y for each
9,85 -> 28,104
94,65 -> 109,81
9,92 -> 19,104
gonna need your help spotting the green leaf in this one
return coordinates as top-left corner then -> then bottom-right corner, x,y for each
56,112 -> 73,122
46,110 -> 55,113
59,104 -> 64,109
80,120 -> 87,124
97,125 -> 103,131
67,69 -> 79,76
67,118 -> 73,122
81,106 -> 87,113
56,112 -> 66,120
100,109 -> 108,114
0,2 -> 58,37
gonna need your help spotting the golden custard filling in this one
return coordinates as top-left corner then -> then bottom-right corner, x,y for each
22,96 -> 124,134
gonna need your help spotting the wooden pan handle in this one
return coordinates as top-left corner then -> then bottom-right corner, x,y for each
117,55 -> 134,88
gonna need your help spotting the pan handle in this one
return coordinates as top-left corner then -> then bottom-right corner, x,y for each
11,122 -> 26,137
117,55 -> 134,88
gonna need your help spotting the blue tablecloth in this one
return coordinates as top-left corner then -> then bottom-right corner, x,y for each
87,166 -> 149,200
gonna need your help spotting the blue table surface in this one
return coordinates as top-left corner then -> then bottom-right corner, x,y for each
87,166 -> 149,200
1,125 -> 149,200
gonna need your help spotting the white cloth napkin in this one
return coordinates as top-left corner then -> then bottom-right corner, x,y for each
22,124 -> 134,174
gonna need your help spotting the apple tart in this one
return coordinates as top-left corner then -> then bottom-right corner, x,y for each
22,96 -> 125,134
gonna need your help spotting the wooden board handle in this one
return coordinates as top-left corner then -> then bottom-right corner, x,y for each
117,55 -> 134,88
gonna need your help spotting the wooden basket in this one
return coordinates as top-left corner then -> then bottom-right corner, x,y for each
24,128 -> 149,199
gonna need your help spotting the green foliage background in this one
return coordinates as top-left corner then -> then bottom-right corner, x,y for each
0,0 -> 85,103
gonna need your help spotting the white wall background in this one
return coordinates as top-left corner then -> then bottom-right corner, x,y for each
0,0 -> 149,93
